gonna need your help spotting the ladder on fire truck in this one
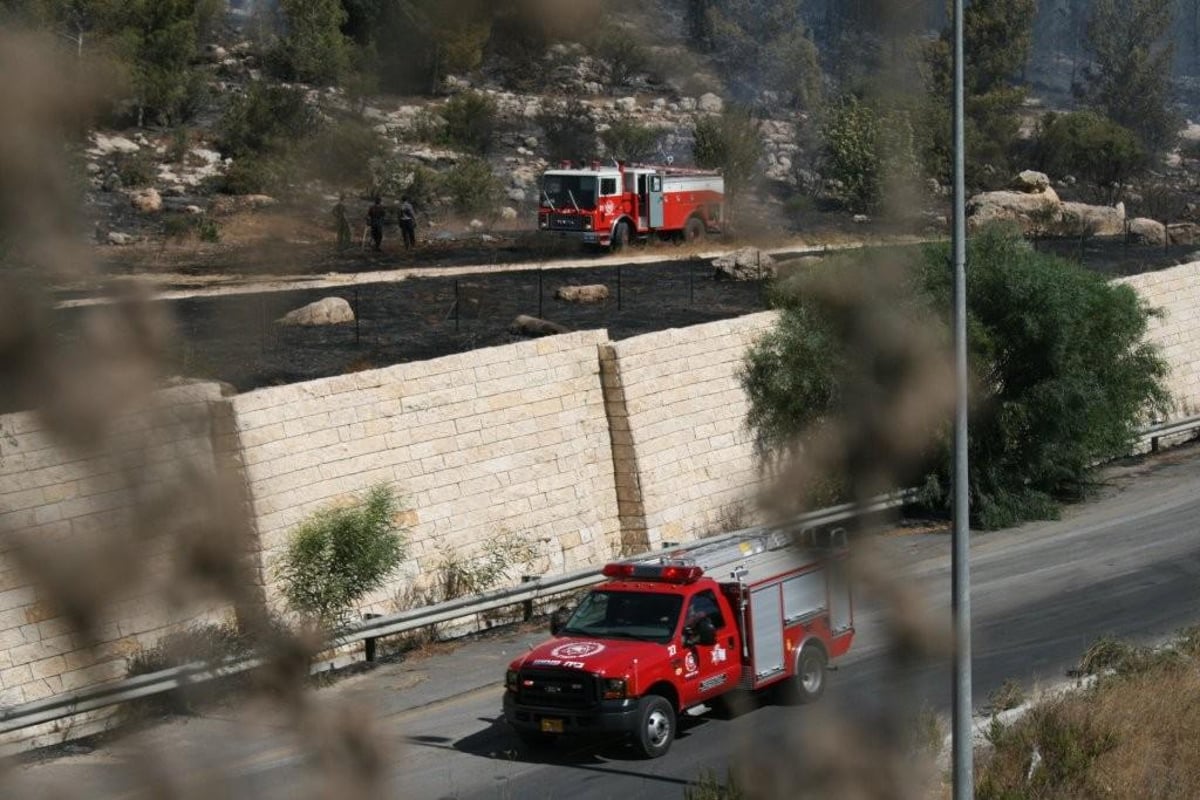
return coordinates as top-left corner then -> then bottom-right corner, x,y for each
639,525 -> 849,588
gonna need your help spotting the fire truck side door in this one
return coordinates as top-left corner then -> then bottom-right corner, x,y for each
648,174 -> 664,228
678,589 -> 741,707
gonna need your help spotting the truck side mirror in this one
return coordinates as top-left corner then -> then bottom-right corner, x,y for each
696,618 -> 717,646
550,607 -> 570,636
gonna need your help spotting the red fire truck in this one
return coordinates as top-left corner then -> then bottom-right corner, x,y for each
503,529 -> 853,758
537,161 -> 725,250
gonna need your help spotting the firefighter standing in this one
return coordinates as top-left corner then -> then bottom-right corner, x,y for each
366,196 -> 387,251
398,196 -> 417,249
332,194 -> 351,251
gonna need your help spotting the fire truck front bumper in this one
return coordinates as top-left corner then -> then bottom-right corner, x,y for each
503,691 -> 640,736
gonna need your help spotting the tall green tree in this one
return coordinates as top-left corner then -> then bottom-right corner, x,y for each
689,0 -> 822,107
692,106 -> 762,198
271,0 -> 353,85
1084,0 -> 1180,152
742,226 -> 1170,529
923,0 -> 1036,186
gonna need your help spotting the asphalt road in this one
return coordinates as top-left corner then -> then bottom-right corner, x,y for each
11,447 -> 1200,799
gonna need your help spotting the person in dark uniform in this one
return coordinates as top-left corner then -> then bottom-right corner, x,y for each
366,196 -> 387,251
398,195 -> 417,249
332,194 -> 351,251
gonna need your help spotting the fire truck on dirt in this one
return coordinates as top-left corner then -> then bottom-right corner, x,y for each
537,161 -> 725,250
503,528 -> 854,758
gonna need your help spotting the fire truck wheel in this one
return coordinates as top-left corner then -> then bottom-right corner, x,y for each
684,217 -> 706,243
634,695 -> 676,758
612,220 -> 631,252
790,644 -> 827,704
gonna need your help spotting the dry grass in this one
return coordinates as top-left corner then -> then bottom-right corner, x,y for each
977,635 -> 1200,799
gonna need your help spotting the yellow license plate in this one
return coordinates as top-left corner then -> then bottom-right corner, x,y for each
540,718 -> 564,734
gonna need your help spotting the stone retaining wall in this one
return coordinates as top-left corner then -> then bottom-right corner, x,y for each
218,331 -> 622,612
1117,261 -> 1200,417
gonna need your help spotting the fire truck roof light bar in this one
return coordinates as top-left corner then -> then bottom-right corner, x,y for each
601,562 -> 705,583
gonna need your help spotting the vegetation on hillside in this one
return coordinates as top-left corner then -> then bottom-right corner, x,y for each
977,628 -> 1200,798
741,225 -> 1171,528
276,484 -> 408,629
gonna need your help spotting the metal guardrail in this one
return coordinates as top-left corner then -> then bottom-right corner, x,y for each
0,488 -> 917,736
2,418 -> 1198,736
1137,414 -> 1200,452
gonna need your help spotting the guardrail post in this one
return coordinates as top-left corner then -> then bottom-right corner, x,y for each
362,613 -> 382,662
521,576 -> 536,621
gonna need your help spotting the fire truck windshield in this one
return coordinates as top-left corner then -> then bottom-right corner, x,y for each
559,590 -> 683,643
542,174 -> 597,210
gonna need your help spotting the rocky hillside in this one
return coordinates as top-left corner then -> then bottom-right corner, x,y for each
51,0 -> 1200,275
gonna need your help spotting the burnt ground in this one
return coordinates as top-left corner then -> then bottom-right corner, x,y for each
137,258 -> 769,393
55,235 -> 1200,397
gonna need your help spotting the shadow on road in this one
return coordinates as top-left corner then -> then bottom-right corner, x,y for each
400,711 -> 720,788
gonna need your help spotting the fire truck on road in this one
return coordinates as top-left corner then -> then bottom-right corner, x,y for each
503,529 -> 853,758
538,161 -> 725,250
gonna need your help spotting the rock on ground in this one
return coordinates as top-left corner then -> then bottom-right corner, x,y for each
129,188 -> 163,214
1061,201 -> 1125,237
1014,170 -> 1051,193
106,232 -> 135,246
510,315 -> 570,337
698,93 -> 724,113
555,284 -> 609,304
277,297 -> 355,326
713,248 -> 776,280
966,188 -> 1062,234
1168,222 -> 1200,246
1128,217 -> 1167,246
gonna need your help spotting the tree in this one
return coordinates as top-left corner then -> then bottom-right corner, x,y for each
1083,0 -> 1180,152
692,106 -> 761,198
1032,110 -> 1146,200
820,95 -> 923,214
276,484 -> 408,628
742,226 -> 1170,529
689,0 -> 823,107
922,0 -> 1036,186
538,99 -> 599,163
270,0 -> 352,85
601,118 -> 660,162
441,90 -> 498,155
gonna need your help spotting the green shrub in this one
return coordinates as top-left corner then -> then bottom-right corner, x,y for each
601,118 -> 660,163
115,151 -> 157,189
303,117 -> 385,187
125,621 -> 253,715
268,0 -> 353,85
435,530 -> 541,601
592,25 -> 648,87
742,226 -> 1170,529
538,98 -> 599,163
218,84 -> 316,159
163,214 -> 220,243
442,156 -> 502,217
370,155 -> 441,209
441,91 -> 498,155
219,154 -> 289,195
1033,110 -> 1145,196
275,484 -> 408,629
693,106 -> 762,198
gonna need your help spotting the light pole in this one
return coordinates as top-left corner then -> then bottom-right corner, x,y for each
951,0 -> 973,797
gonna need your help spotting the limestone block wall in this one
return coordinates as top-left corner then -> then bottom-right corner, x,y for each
220,331 -> 622,613
1118,261 -> 1200,417
0,383 -> 234,750
605,313 -> 778,550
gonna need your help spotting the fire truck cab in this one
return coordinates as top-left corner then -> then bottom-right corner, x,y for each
538,161 -> 724,250
503,529 -> 853,758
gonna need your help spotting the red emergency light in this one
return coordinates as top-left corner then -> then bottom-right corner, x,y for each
601,562 -> 704,583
